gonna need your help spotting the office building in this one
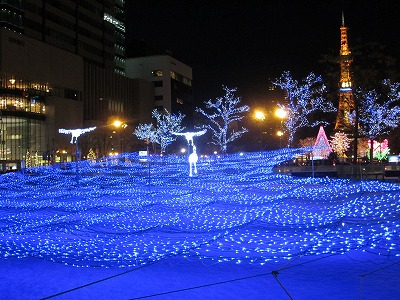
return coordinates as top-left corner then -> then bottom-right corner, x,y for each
126,55 -> 194,128
0,0 -> 152,169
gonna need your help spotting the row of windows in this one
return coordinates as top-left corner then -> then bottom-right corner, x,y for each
151,70 -> 192,87
115,68 -> 125,76
0,115 -> 46,161
43,0 -> 105,19
170,71 -> 192,87
108,99 -> 123,113
115,44 -> 125,56
104,12 -> 125,32
25,1 -> 116,39
115,56 -> 125,68
0,76 -> 50,93
1,95 -> 45,114
36,12 -> 115,48
152,70 -> 163,77
0,0 -> 22,10
40,25 -> 115,62
0,8 -> 22,28
0,75 -> 80,102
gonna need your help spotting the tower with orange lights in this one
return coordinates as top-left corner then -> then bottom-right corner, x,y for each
334,12 -> 355,131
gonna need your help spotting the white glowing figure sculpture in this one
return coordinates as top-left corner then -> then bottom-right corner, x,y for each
189,145 -> 198,177
173,129 -> 206,176
59,127 -> 96,144
172,129 -> 207,146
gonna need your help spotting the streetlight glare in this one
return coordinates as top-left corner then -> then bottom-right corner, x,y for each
275,108 -> 287,119
254,111 -> 265,121
113,120 -> 122,128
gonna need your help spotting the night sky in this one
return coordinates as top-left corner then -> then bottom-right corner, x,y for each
125,1 -> 400,104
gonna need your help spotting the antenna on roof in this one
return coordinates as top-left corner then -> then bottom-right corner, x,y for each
342,11 -> 345,26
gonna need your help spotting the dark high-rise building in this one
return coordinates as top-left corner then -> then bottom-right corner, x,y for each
0,0 -> 152,168
10,0 -> 126,75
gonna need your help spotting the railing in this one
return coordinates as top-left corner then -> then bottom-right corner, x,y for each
273,164 -> 400,181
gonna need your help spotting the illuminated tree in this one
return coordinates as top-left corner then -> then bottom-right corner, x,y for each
357,138 -> 370,159
355,79 -> 400,162
134,109 -> 185,154
133,123 -> 159,154
133,123 -> 156,147
25,148 -> 31,168
196,86 -> 249,153
330,132 -> 352,158
273,71 -> 336,147
153,109 -> 185,153
87,148 -> 96,162
34,151 -> 39,167
313,126 -> 332,159
298,137 -> 315,148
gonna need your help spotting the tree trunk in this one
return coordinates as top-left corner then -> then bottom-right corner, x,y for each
369,139 -> 374,164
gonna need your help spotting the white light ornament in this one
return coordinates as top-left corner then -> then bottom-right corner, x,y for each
59,127 -> 97,144
173,129 -> 207,177
59,127 -> 97,180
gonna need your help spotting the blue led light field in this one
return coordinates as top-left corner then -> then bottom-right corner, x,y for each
0,149 -> 399,268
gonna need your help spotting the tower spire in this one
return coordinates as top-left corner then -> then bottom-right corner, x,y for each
334,11 -> 355,131
342,11 -> 345,26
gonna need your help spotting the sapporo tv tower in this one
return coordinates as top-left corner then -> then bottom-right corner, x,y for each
334,12 -> 355,132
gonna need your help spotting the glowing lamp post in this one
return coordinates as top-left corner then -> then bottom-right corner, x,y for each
276,130 -> 284,148
275,108 -> 287,148
254,110 -> 265,121
254,110 -> 266,150
113,120 -> 122,128
112,120 -> 127,154
275,108 -> 287,120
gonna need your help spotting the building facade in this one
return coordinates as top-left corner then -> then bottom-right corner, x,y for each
0,0 -> 152,169
126,55 -> 194,127
0,27 -> 84,169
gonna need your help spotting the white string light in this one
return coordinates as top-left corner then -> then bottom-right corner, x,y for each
58,127 -> 96,144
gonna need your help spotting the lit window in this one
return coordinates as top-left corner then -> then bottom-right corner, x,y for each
152,70 -> 163,77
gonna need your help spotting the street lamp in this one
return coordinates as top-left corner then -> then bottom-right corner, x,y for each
254,110 -> 266,150
275,108 -> 287,119
277,130 -> 284,148
113,120 -> 122,128
0,111 -> 4,161
112,119 -> 127,154
275,108 -> 287,148
254,110 -> 265,121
